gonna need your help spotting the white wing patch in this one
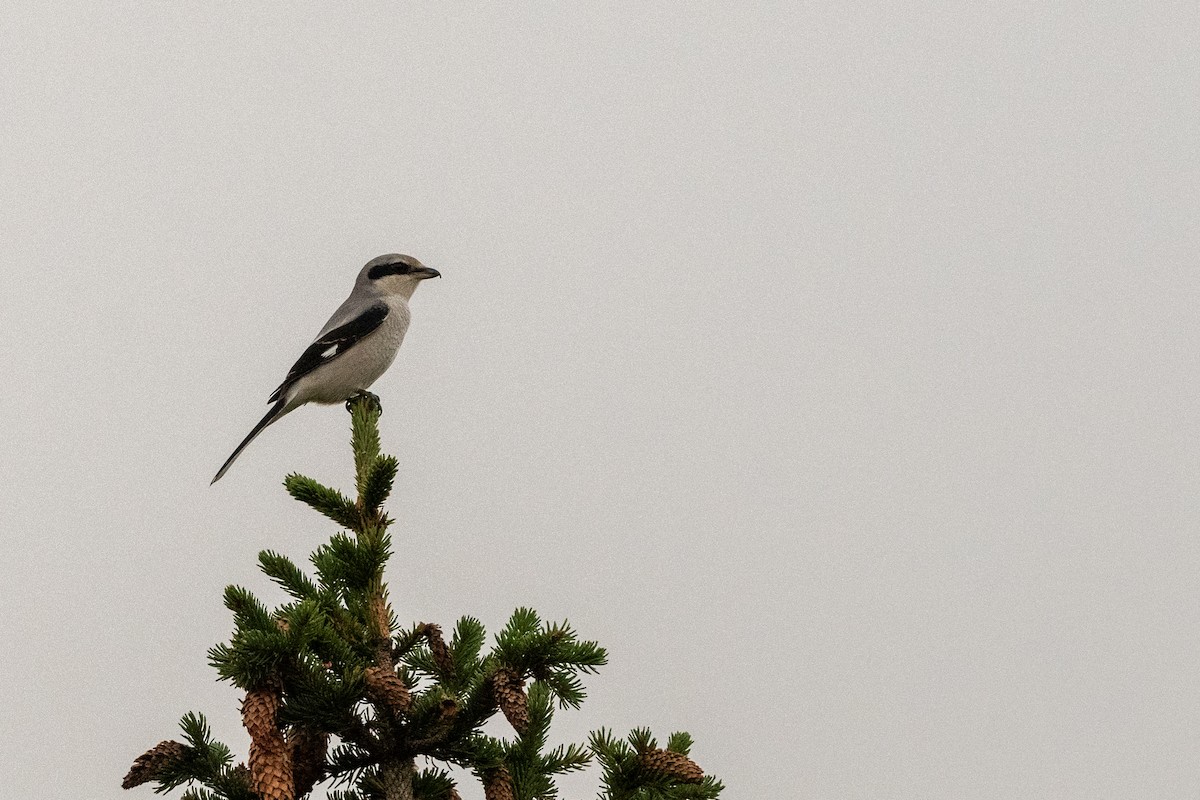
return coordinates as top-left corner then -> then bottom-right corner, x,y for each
268,303 -> 389,405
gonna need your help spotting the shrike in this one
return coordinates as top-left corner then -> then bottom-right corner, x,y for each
211,253 -> 440,484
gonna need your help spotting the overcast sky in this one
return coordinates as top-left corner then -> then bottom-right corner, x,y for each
3,3 -> 1200,798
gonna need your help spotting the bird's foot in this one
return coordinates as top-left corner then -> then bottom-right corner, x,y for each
346,390 -> 382,415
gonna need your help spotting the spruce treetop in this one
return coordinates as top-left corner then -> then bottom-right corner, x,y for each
125,395 -> 723,800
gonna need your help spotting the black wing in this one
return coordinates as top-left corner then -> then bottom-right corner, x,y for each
268,303 -> 389,402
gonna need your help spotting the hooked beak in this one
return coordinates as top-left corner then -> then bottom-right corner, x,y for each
416,266 -> 441,280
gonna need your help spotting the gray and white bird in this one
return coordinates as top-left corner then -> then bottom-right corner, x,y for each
211,253 -> 440,484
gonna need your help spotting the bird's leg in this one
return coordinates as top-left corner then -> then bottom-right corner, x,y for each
346,390 -> 383,415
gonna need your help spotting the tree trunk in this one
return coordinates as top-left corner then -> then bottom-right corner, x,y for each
380,759 -> 415,800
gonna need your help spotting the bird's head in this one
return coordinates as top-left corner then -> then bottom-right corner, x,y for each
358,253 -> 440,299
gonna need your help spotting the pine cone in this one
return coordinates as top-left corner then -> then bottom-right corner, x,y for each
242,682 -> 295,800
122,740 -> 187,789
638,748 -> 705,784
364,665 -> 412,714
288,726 -> 329,797
422,623 -> 453,674
482,766 -> 515,800
249,735 -> 294,800
439,697 -> 460,721
242,684 -> 281,740
490,668 -> 529,735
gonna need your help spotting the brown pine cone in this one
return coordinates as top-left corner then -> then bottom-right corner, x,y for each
122,740 -> 187,789
242,681 -> 295,800
638,748 -> 705,784
482,766 -> 516,800
364,665 -> 413,714
490,668 -> 529,735
422,623 -> 453,674
249,735 -> 294,800
241,684 -> 282,740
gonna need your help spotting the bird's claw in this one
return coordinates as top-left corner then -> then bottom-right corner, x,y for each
346,391 -> 382,415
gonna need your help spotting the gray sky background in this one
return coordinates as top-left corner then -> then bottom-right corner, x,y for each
3,3 -> 1199,798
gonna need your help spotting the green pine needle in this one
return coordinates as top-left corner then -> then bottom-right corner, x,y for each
311,529 -> 391,595
349,396 -> 382,490
513,682 -> 553,754
361,454 -> 398,513
222,585 -> 273,632
258,550 -> 320,600
544,742 -> 592,774
285,473 -> 360,529
412,767 -> 457,800
628,727 -> 655,752
178,711 -> 214,750
666,731 -> 695,756
179,790 -> 218,800
450,616 -> 487,667
148,713 -> 236,793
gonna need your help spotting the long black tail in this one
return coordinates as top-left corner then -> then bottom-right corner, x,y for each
211,399 -> 288,484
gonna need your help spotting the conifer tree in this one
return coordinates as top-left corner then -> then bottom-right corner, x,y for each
124,395 -> 724,800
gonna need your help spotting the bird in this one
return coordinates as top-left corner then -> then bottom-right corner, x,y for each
211,253 -> 440,484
